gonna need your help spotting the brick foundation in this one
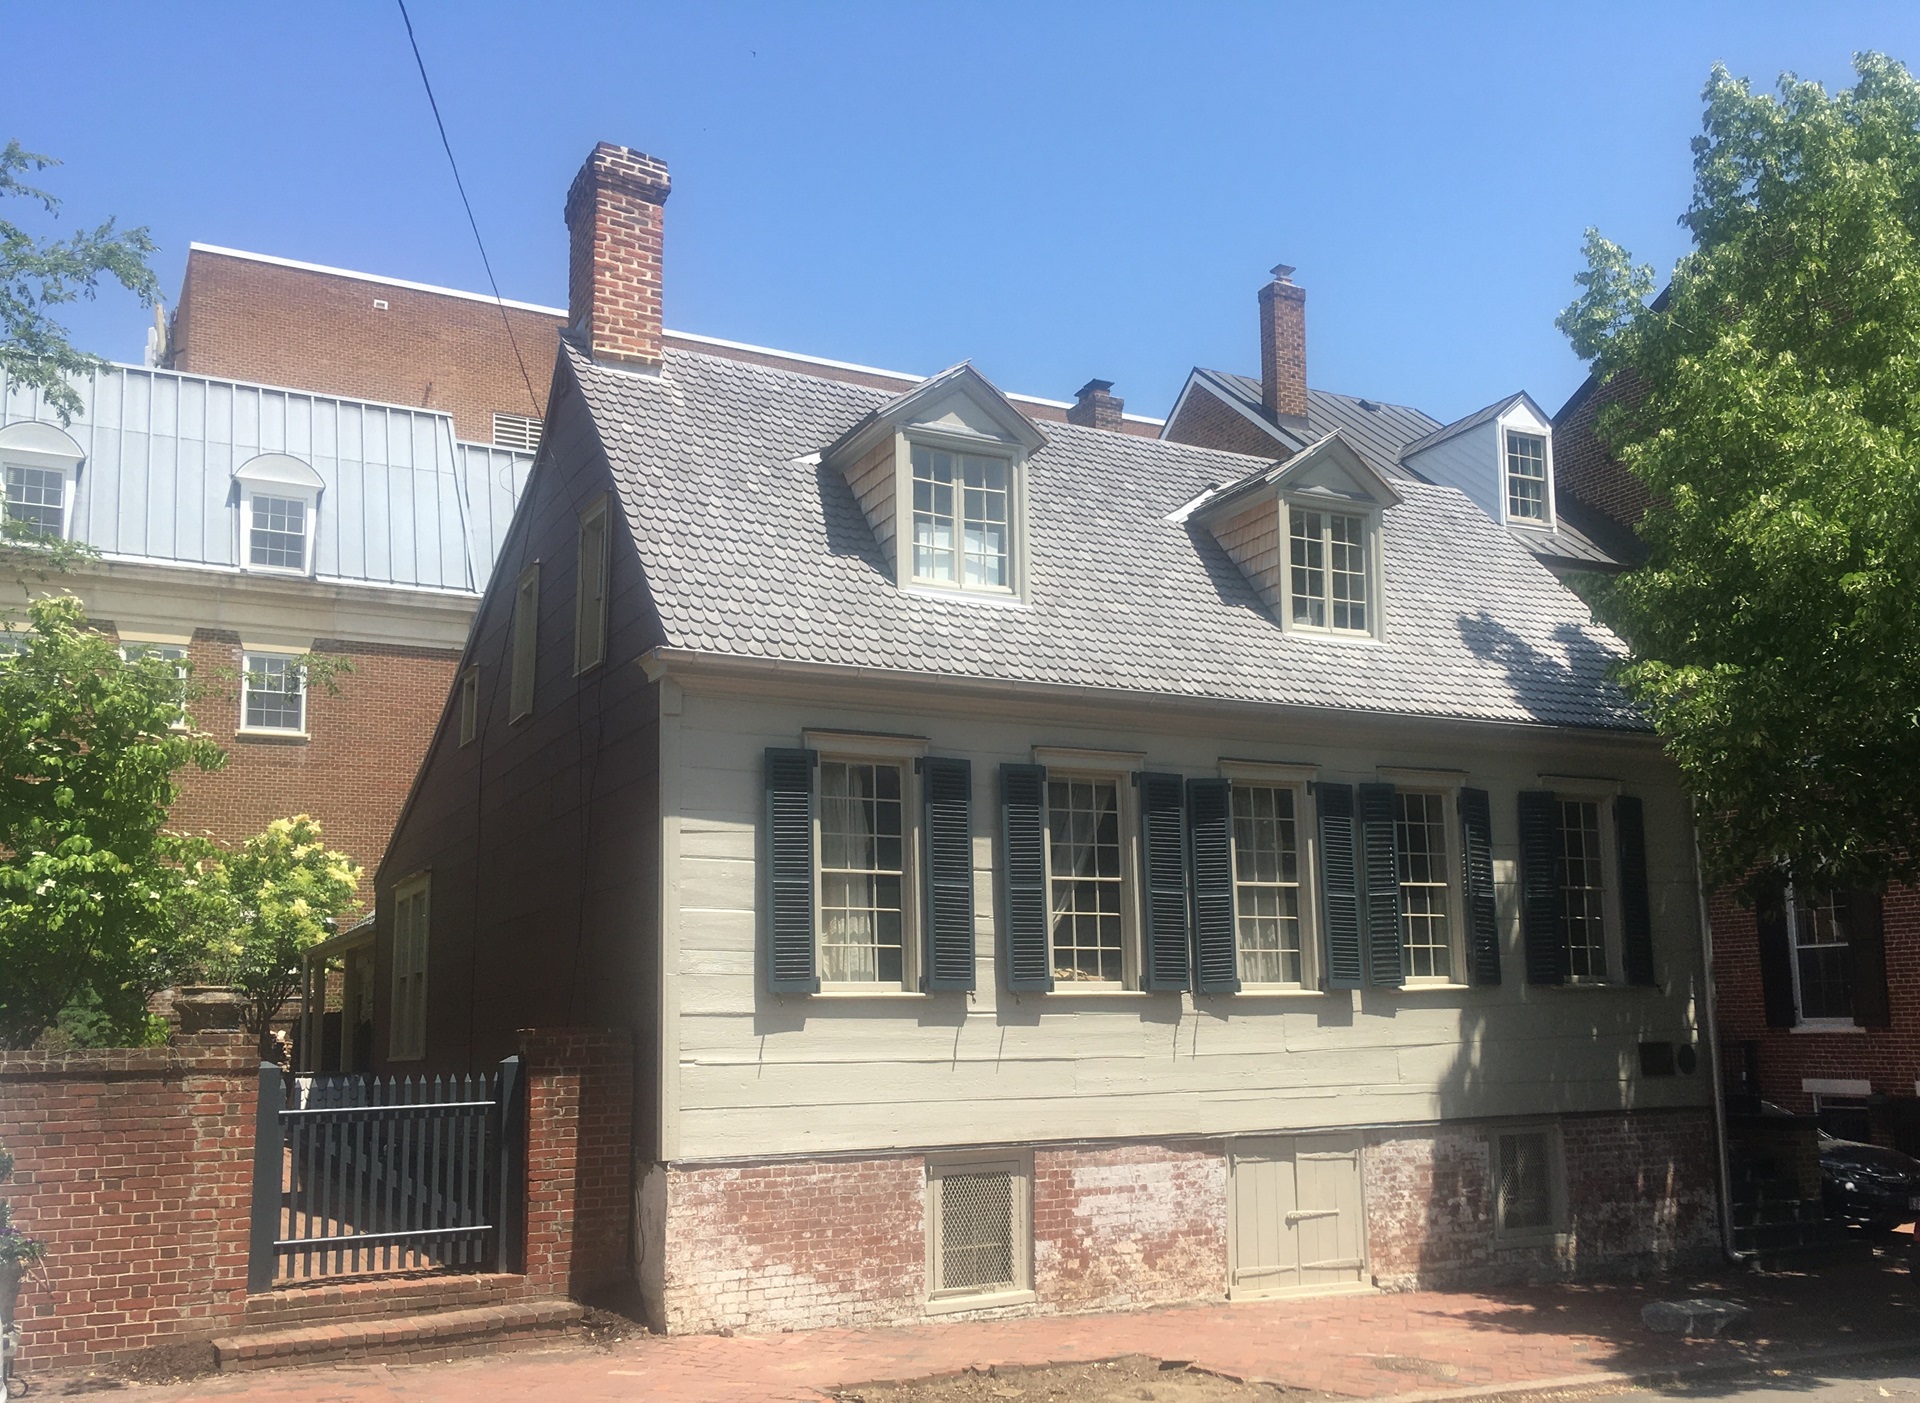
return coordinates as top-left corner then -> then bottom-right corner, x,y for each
518,1027 -> 635,1300
1033,1142 -> 1225,1312
0,1035 -> 258,1370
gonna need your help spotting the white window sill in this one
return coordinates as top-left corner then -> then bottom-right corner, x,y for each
1280,628 -> 1382,647
236,726 -> 308,740
1549,980 -> 1652,992
901,584 -> 1029,610
1792,1020 -> 1865,1035
1222,987 -> 1328,999
813,987 -> 927,1000
925,1287 -> 1035,1317
242,565 -> 315,580
1041,986 -> 1145,998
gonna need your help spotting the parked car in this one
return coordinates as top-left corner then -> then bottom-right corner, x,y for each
1758,1101 -> 1920,1232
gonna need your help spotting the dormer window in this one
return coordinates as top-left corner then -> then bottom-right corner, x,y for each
0,420 -> 86,543
249,494 -> 309,570
911,444 -> 1011,590
1288,506 -> 1370,633
1505,432 -> 1548,523
233,453 -> 324,578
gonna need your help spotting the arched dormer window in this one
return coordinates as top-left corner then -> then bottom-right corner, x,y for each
233,453 -> 324,576
0,421 -> 86,541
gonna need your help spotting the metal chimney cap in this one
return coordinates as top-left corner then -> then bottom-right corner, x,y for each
1075,379 -> 1116,398
1270,263 -> 1297,283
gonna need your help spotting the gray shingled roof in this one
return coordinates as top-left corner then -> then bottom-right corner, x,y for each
575,345 -> 1642,731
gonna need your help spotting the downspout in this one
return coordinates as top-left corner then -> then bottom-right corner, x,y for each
1693,808 -> 1750,1265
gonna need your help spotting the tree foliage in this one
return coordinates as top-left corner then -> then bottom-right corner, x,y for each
0,595 -> 225,1048
1561,53 -> 1920,893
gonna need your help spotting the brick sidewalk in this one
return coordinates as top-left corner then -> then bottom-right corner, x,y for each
62,1258 -> 1920,1403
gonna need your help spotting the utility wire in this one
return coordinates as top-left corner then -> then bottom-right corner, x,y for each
396,0 -> 544,421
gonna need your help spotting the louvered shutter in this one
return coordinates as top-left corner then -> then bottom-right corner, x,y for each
1615,795 -> 1656,987
1517,790 -> 1567,985
1187,778 -> 1239,993
1754,877 -> 1797,1027
1459,788 -> 1500,986
1000,763 -> 1052,992
1136,772 -> 1192,992
1357,782 -> 1404,987
1317,783 -> 1364,990
1846,888 -> 1891,1028
920,757 -> 975,992
764,747 -> 818,993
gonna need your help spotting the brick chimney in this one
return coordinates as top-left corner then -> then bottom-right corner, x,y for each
1258,263 -> 1308,422
1067,379 -> 1124,431
565,142 -> 672,369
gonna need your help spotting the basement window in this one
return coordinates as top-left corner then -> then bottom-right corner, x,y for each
1492,1125 -> 1563,1241
925,1152 -> 1033,1312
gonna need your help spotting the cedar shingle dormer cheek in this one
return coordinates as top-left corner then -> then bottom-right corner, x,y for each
824,363 -> 1046,605
1193,431 -> 1401,643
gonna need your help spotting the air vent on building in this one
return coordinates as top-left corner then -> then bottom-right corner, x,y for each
1638,1041 -> 1678,1077
492,412 -> 543,452
372,298 -> 389,311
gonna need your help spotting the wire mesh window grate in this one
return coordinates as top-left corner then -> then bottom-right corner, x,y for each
936,1171 -> 1016,1293
1495,1130 -> 1553,1234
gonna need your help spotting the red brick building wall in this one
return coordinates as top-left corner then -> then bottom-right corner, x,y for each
1032,1142 -> 1225,1312
0,1035 -> 257,1371
1551,371 -> 1656,529
1163,383 -> 1283,459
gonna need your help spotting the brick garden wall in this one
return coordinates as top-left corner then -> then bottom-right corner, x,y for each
0,1035 -> 258,1371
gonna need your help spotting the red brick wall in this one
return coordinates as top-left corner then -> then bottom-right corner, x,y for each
564,144 -> 671,370
1162,383 -> 1283,459
0,1035 -> 257,1370
170,248 -> 563,445
1710,886 -> 1920,1128
1032,1141 -> 1225,1311
1552,371 -> 1656,529
519,1028 -> 634,1300
1365,1109 -> 1718,1288
1259,277 -> 1309,421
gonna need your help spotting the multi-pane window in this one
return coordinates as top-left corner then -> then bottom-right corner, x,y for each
574,501 -> 609,674
4,465 -> 66,538
1556,800 -> 1608,979
249,494 -> 309,571
1046,777 -> 1124,983
817,760 -> 906,984
1231,784 -> 1304,984
911,444 -> 1010,589
122,643 -> 189,724
1494,1129 -> 1554,1235
510,566 -> 538,722
1395,791 -> 1454,980
457,667 -> 479,746
1791,892 -> 1851,1021
1506,433 -> 1549,522
242,653 -> 306,732
389,878 -> 430,1061
1288,507 -> 1369,633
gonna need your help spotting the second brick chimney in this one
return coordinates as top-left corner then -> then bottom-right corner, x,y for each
1067,379 -> 1124,431
565,142 -> 672,369
1258,263 -> 1308,422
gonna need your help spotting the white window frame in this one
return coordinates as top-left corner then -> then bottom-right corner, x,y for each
240,485 -> 318,577
1502,427 -> 1554,527
3,459 -> 78,541
509,565 -> 539,723
119,636 -> 191,730
1219,760 -> 1319,990
804,730 -> 928,994
574,498 -> 610,676
1379,769 -> 1467,986
1786,886 -> 1855,1030
895,428 -> 1029,604
1538,776 -> 1624,986
924,1149 -> 1034,1314
239,650 -> 308,737
1278,499 -> 1383,642
388,872 -> 431,1062
1034,747 -> 1144,992
457,665 -> 480,747
1490,1121 -> 1566,1245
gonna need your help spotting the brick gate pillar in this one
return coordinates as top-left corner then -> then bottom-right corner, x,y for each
516,1028 -> 634,1299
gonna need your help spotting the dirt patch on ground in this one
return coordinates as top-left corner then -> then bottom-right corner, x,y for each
33,1338 -> 219,1393
834,1354 -> 1339,1403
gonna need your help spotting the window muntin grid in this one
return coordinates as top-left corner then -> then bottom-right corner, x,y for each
1231,784 -> 1303,984
1556,799 -> 1608,979
817,760 -> 906,984
122,643 -> 189,722
1396,790 -> 1453,980
935,1170 -> 1017,1293
1791,891 -> 1851,1021
242,653 -> 305,732
249,494 -> 308,571
1289,507 -> 1369,633
4,465 -> 65,537
1495,1130 -> 1553,1233
1047,777 -> 1124,983
1506,433 -> 1548,521
389,879 -> 429,1061
911,444 -> 1010,589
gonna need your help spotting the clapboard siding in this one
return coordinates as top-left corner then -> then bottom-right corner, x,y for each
1215,495 -> 1284,613
662,686 -> 1706,1162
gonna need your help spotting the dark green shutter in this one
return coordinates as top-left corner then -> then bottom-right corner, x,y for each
1137,772 -> 1191,992
1317,783 -> 1363,990
1459,788 -> 1500,986
1187,778 -> 1239,993
1357,782 -> 1404,987
1615,795 -> 1656,987
920,756 -> 975,992
1846,888 -> 1891,1028
764,747 -> 818,994
1518,790 -> 1566,985
1000,763 -> 1052,992
1754,876 -> 1796,1027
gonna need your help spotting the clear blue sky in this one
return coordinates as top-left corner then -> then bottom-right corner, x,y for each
7,2 -> 1919,424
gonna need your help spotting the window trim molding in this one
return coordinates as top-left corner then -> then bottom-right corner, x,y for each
509,564 -> 540,723
1388,774 -> 1467,987
1222,769 -> 1320,991
1544,780 -> 1624,986
811,739 -> 924,994
1277,497 -> 1385,642
893,426 -> 1031,605
3,458 -> 80,542
387,870 -> 431,1063
237,481 -> 320,579
1035,750 -> 1143,992
457,665 -> 480,746
1499,419 -> 1558,531
238,649 -> 309,738
573,496 -> 611,676
1785,884 -> 1852,1027
923,1148 -> 1035,1314
1489,1120 -> 1568,1246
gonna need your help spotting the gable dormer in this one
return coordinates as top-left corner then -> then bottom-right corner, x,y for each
824,363 -> 1047,603
1399,392 -> 1557,531
1192,431 -> 1401,641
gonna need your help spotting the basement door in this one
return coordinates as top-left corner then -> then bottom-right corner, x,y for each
1228,1133 -> 1367,1297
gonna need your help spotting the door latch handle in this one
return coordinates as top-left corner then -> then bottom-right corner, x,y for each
1285,1208 -> 1340,1224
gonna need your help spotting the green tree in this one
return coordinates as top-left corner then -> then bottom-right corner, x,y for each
1560,53 -> 1920,894
0,594 -> 225,1047
1,141 -> 159,426
199,816 -> 362,1056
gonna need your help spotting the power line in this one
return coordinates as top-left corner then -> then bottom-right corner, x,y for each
395,0 -> 544,422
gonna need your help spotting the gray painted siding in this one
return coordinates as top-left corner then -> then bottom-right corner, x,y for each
0,362 -> 532,594
1403,420 -> 1500,521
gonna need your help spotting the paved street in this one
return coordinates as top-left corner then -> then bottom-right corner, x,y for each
1613,1357 -> 1920,1403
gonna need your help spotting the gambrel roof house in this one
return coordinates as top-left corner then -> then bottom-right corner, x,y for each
375,142 -> 1720,1333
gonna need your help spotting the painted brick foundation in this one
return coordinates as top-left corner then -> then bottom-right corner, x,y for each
1033,1142 -> 1225,1312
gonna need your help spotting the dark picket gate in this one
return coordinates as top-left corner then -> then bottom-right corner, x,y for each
247,1057 -> 525,1290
